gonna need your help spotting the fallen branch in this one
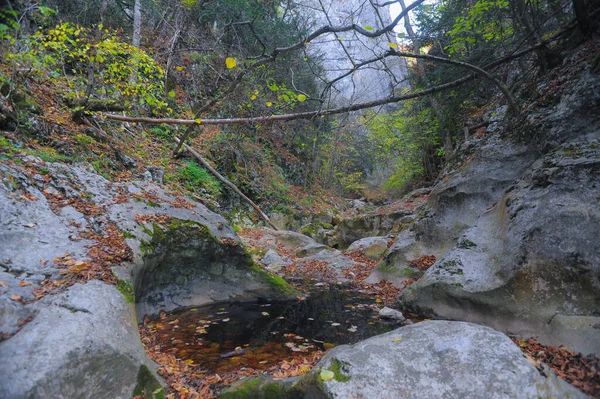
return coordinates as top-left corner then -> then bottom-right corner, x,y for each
103,75 -> 473,126
174,136 -> 279,231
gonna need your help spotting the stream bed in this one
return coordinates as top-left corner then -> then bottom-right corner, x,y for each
143,285 -> 403,375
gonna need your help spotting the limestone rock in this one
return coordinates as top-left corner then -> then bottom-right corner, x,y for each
378,306 -> 405,321
260,249 -> 291,272
309,321 -> 586,399
347,236 -> 388,260
0,281 -> 161,399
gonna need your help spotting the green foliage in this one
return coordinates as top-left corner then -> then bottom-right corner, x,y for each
6,23 -> 170,113
446,0 -> 513,56
151,125 -> 173,140
116,280 -> 135,304
178,161 -> 222,199
366,100 -> 441,193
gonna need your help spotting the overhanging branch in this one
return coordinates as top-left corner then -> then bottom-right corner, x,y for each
103,75 -> 472,126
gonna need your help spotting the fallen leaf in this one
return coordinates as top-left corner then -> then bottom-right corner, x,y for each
392,338 -> 403,343
320,370 -> 334,381
225,57 -> 237,69
10,294 -> 22,301
19,281 -> 32,287
0,281 -> 7,288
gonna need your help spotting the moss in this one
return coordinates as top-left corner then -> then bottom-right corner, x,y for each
139,219 -> 218,255
441,260 -> 459,269
440,260 -> 464,276
167,218 -> 217,241
251,263 -> 296,296
301,223 -> 319,237
133,365 -> 165,399
319,222 -> 333,230
121,230 -> 136,239
249,247 -> 267,258
116,279 -> 135,304
132,196 -> 161,208
379,261 -> 397,273
219,377 -> 303,399
322,358 -> 351,383
397,267 -> 418,276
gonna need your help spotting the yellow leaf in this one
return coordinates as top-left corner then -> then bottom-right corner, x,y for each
250,95 -> 257,101
389,42 -> 398,49
320,370 -> 334,381
225,57 -> 237,69
266,102 -> 272,107
175,65 -> 185,71
392,337 -> 403,342
297,94 -> 307,102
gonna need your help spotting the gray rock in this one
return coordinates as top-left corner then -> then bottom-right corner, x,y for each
309,321 -> 586,399
333,210 -> 412,249
295,243 -> 328,257
0,158 -> 297,398
400,140 -> 600,354
378,306 -> 405,321
271,230 -> 315,248
347,236 -> 388,260
260,249 -> 291,270
146,166 -> 164,185
0,281 -> 161,399
397,70 -> 600,355
0,164 -> 93,276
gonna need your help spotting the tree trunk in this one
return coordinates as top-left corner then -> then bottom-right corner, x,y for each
132,0 -> 142,48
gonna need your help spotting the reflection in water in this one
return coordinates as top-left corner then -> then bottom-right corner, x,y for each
146,285 -> 400,374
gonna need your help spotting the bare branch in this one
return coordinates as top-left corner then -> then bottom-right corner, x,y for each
104,75 -> 472,126
174,136 -> 279,230
386,50 -> 519,112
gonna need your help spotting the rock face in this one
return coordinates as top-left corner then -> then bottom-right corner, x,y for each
0,281 -> 155,399
392,70 -> 600,354
222,321 -> 586,399
0,158 -> 294,397
311,321 -> 586,399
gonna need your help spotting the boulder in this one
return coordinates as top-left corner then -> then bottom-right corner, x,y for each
347,236 -> 388,260
0,281 -> 162,399
333,211 -> 411,249
397,70 -> 600,354
309,321 -> 585,399
222,321 -> 585,399
378,306 -> 405,321
260,249 -> 291,272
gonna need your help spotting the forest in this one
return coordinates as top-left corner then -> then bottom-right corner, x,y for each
0,0 -> 599,398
